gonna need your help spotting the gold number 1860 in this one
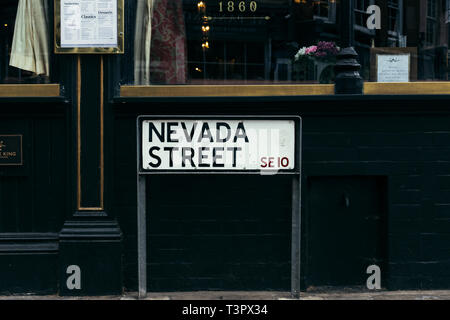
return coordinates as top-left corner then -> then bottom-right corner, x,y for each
219,1 -> 258,12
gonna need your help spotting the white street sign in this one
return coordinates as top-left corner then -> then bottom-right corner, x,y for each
141,119 -> 296,171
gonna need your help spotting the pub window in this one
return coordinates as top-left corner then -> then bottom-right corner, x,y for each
365,0 -> 449,81
127,0 -> 450,87
313,0 -> 336,22
355,0 -> 373,27
132,0 -> 342,85
0,0 -> 51,84
387,0 -> 404,46
387,0 -> 399,33
447,0 -> 450,23
313,0 -> 329,19
425,0 -> 437,46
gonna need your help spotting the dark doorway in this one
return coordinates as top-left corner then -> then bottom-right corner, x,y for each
146,175 -> 292,291
306,176 -> 388,289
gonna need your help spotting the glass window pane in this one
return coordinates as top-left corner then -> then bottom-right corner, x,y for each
130,0 -> 450,85
0,0 -> 51,84
364,0 -> 448,82
133,0 -> 341,85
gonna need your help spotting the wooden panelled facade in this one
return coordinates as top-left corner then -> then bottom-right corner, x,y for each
0,0 -> 450,295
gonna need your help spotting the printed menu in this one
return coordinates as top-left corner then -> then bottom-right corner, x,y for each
61,0 -> 118,48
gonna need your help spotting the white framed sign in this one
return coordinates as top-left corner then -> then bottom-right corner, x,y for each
138,117 -> 301,173
377,54 -> 410,82
136,115 -> 303,299
55,0 -> 124,54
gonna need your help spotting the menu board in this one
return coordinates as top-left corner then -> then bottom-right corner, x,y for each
60,0 -> 118,48
376,54 -> 410,82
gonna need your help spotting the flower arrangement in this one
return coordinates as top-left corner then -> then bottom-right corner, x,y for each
293,41 -> 340,83
294,41 -> 340,61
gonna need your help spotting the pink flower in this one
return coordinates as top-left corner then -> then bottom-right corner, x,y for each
305,46 -> 317,55
316,41 -> 339,56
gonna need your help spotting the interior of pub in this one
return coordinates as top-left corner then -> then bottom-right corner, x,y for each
1,0 -> 449,85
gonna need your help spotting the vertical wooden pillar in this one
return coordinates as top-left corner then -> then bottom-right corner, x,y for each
59,55 -> 122,296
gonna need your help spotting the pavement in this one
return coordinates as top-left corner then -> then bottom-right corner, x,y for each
1,289 -> 450,300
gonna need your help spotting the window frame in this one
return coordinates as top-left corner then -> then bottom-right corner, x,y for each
354,0 -> 373,27
425,0 -> 438,47
386,0 -> 405,47
115,0 -> 450,98
0,0 -> 66,98
313,0 -> 336,23
354,0 -> 377,36
446,0 -> 450,23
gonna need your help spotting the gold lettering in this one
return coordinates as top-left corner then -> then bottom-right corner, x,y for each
218,1 -> 258,13
1,152 -> 16,157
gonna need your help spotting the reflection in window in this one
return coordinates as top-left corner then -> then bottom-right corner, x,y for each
447,0 -> 450,24
355,0 -> 372,26
426,0 -> 437,46
134,0 -> 187,85
133,0 -> 343,85
0,0 -> 50,84
132,0 -> 450,85
313,0 -> 329,19
311,0 -> 336,22
386,0 -> 404,47
388,0 -> 399,33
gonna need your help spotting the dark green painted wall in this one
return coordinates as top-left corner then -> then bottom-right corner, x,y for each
301,112 -> 450,289
146,175 -> 292,291
0,102 -> 68,294
1,95 -> 450,294
0,115 -> 67,232
112,96 -> 450,291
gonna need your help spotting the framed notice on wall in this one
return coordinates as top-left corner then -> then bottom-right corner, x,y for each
370,47 -> 418,82
54,0 -> 124,54
377,54 -> 410,82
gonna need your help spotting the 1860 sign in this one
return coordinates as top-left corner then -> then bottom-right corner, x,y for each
0,135 -> 23,166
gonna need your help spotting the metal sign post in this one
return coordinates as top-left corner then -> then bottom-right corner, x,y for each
137,175 -> 147,298
137,115 -> 302,299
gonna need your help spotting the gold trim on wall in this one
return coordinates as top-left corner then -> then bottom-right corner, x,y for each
364,82 -> 450,95
121,82 -> 450,97
100,56 -> 105,209
0,84 -> 60,97
77,55 -> 105,211
54,0 -> 124,54
77,55 -> 82,210
120,84 -> 336,97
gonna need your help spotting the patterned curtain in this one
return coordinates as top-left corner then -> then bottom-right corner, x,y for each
446,0 -> 450,23
9,0 -> 50,76
149,0 -> 187,84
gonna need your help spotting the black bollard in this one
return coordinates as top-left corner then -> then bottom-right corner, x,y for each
334,47 -> 363,94
334,0 -> 363,94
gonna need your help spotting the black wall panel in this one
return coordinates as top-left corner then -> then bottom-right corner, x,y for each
114,101 -> 450,291
0,107 -> 67,294
146,175 -> 292,291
